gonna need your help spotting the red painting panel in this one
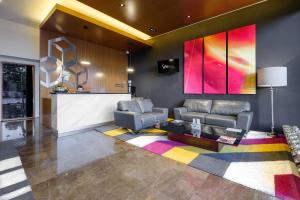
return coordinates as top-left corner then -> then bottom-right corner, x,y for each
184,38 -> 203,94
228,24 -> 256,94
204,32 -> 227,94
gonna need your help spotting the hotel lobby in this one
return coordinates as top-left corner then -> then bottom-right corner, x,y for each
0,0 -> 300,199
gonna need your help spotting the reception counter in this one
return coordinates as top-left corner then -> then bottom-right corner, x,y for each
51,93 -> 131,137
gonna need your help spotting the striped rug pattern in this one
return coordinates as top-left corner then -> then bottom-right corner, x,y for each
0,142 -> 34,200
95,126 -> 300,200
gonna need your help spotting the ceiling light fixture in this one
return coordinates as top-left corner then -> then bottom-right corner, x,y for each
80,60 -> 91,65
96,72 -> 104,78
127,68 -> 134,73
120,3 -> 125,7
149,27 -> 157,32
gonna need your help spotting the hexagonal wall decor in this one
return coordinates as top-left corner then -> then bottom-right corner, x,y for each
40,36 -> 89,89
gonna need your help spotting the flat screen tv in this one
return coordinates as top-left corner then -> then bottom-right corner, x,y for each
157,58 -> 179,73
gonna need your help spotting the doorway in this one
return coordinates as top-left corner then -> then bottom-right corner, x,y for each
1,63 -> 34,120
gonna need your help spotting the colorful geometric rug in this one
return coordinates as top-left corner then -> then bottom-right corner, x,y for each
95,126 -> 300,200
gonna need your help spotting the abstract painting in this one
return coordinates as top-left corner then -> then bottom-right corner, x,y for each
228,24 -> 256,94
184,38 -> 203,94
204,32 -> 227,94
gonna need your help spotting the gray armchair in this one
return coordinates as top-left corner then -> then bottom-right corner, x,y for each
114,99 -> 168,131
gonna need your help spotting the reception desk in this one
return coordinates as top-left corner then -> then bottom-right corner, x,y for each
51,93 -> 131,137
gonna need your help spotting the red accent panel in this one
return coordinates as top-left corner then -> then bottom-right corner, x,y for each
184,38 -> 203,94
275,174 -> 300,200
204,32 -> 227,94
228,24 -> 256,94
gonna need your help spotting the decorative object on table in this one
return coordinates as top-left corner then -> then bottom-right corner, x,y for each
217,135 -> 236,145
40,36 -> 89,90
257,66 -> 287,135
282,125 -> 300,173
183,24 -> 256,95
171,120 -> 185,125
52,84 -> 69,93
191,118 -> 201,138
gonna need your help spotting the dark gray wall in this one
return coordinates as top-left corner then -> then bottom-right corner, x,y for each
130,2 -> 300,132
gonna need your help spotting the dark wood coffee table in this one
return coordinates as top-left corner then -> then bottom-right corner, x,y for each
161,122 -> 246,152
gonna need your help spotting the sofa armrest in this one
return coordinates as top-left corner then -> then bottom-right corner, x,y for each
152,107 -> 169,121
237,111 -> 253,132
173,107 -> 187,120
114,111 -> 142,131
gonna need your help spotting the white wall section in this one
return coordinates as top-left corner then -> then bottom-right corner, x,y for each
0,18 -> 39,60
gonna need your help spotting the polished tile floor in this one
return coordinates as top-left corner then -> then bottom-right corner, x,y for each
0,119 -> 277,200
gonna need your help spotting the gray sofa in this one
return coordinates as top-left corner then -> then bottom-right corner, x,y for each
174,99 -> 253,132
114,99 -> 168,131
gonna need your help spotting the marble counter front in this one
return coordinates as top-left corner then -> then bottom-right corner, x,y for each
51,93 -> 131,137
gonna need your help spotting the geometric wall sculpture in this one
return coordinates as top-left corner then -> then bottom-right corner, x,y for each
184,38 -> 203,94
228,24 -> 256,94
204,32 -> 227,94
40,36 -> 88,89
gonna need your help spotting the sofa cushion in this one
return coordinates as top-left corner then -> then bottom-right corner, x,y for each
211,100 -> 250,115
183,99 -> 212,113
140,113 -> 156,127
137,99 -> 153,113
181,112 -> 207,123
205,114 -> 237,128
117,100 -> 142,113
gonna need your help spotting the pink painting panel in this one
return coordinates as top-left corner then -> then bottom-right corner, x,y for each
228,24 -> 256,94
204,32 -> 227,94
184,38 -> 203,94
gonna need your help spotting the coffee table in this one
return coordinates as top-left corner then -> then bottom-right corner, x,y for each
160,122 -> 246,152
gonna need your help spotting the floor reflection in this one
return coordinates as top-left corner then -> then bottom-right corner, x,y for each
56,131 -> 116,174
0,119 -> 38,142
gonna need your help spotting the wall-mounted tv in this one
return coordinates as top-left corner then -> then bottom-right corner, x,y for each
157,58 -> 179,73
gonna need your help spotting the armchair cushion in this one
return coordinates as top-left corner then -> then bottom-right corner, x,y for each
183,99 -> 212,113
211,100 -> 250,115
137,99 -> 154,113
205,114 -> 237,128
118,100 -> 142,113
181,112 -> 207,123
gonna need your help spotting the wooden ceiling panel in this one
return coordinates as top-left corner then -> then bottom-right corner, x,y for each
77,0 -> 263,36
40,9 -> 151,52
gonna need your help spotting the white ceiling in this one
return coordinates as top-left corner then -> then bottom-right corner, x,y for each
0,0 -> 56,27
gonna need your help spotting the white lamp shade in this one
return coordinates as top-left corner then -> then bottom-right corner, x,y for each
257,66 -> 287,87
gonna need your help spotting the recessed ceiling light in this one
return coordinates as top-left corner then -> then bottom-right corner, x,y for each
149,27 -> 157,32
187,15 -> 191,19
127,68 -> 134,73
96,72 -> 104,78
120,3 -> 125,7
80,60 -> 91,65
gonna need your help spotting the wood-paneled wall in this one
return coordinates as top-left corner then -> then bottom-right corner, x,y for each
40,30 -> 128,98
40,30 -> 128,118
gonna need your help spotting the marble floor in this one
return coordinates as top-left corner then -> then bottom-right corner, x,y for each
0,119 -> 277,200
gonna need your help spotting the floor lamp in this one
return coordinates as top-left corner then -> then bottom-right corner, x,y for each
257,66 -> 287,134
